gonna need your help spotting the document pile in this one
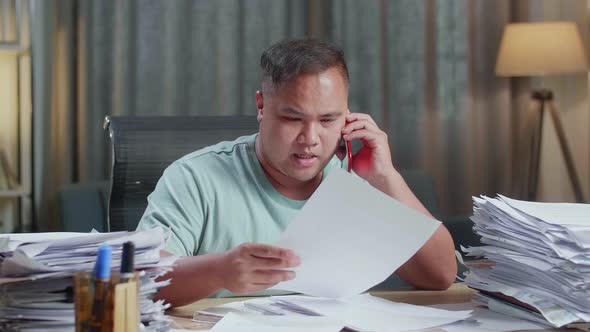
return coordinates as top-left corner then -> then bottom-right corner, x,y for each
198,294 -> 472,332
0,227 -> 177,331
463,195 -> 590,329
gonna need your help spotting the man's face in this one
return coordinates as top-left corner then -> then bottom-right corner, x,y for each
256,67 -> 348,185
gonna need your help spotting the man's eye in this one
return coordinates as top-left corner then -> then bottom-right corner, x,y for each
283,117 -> 301,121
321,118 -> 336,123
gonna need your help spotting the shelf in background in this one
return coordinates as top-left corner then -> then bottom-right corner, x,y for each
0,188 -> 29,198
0,46 -> 30,55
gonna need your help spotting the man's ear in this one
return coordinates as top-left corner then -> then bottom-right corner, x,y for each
255,90 -> 264,122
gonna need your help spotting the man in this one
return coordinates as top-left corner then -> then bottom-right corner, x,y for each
137,39 -> 457,307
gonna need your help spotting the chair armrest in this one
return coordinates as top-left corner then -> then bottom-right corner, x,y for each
59,181 -> 109,232
442,216 -> 480,252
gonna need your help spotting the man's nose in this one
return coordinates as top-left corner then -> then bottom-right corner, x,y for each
297,122 -> 319,146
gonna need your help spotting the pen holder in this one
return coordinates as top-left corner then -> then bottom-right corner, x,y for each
74,271 -> 140,332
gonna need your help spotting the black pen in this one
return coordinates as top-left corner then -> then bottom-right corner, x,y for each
120,241 -> 135,283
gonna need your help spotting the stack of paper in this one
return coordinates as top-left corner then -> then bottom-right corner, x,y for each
0,227 -> 177,331
463,195 -> 590,328
198,294 -> 472,332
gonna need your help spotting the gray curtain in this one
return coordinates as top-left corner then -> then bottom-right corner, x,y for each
31,0 -> 77,231
31,0 -> 551,230
78,0 -> 309,181
32,0 -> 309,230
331,0 -> 516,217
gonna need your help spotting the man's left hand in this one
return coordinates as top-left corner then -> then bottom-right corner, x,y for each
342,113 -> 457,290
341,112 -> 396,189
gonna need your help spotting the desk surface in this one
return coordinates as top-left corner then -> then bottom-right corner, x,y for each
167,283 -> 569,331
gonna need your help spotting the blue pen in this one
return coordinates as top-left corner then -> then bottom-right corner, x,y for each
89,243 -> 112,332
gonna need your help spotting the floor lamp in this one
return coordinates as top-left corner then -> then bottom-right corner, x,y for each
495,22 -> 588,202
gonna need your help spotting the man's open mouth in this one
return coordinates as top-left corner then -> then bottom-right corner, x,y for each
294,153 -> 316,159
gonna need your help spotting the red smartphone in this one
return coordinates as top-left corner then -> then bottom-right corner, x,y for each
337,136 -> 353,172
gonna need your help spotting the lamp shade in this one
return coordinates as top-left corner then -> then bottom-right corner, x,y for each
495,21 -> 588,77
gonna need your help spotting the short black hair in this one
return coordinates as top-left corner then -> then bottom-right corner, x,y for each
260,38 -> 349,94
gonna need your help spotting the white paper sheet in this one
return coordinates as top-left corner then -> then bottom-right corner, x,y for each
272,168 -> 441,298
210,313 -> 343,332
499,195 -> 590,227
342,293 -> 472,320
270,294 -> 472,332
427,302 -> 549,331
197,293 -> 473,332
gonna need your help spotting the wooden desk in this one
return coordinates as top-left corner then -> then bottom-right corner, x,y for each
167,283 -> 570,331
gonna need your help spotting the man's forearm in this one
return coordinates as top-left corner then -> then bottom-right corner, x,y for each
155,250 -> 225,307
376,171 -> 457,290
396,226 -> 457,289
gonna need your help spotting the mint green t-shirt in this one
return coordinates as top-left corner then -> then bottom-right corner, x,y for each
137,133 -> 340,296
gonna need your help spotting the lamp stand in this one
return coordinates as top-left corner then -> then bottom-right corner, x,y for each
525,89 -> 585,203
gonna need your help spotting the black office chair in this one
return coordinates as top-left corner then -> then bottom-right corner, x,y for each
104,115 -> 260,232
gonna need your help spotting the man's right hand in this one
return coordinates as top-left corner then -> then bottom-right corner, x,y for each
218,242 -> 300,294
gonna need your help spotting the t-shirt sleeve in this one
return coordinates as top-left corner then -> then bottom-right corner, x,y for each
136,161 -> 205,257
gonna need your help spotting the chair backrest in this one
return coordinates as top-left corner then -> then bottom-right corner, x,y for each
104,115 -> 259,232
